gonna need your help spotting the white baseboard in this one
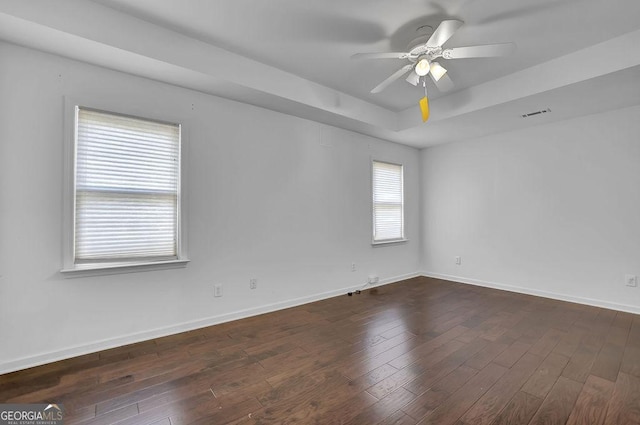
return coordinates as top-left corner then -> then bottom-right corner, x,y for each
420,271 -> 640,315
0,271 -> 420,374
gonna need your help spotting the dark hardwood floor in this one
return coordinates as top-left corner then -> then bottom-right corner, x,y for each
2,276 -> 639,425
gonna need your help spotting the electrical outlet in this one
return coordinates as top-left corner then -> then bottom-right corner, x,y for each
368,276 -> 379,284
214,284 -> 223,297
250,279 -> 257,290
351,263 -> 356,272
625,275 -> 638,287
455,256 -> 462,265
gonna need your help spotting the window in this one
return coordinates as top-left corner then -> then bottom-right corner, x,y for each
372,160 -> 405,243
63,106 -> 187,274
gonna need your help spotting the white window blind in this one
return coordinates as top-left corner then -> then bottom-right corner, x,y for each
372,160 -> 404,242
74,107 -> 180,262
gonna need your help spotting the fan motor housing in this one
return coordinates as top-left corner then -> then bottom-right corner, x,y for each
406,36 -> 443,61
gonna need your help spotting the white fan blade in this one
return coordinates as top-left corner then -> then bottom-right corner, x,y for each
351,52 -> 408,60
405,70 -> 420,86
427,20 -> 463,47
371,64 -> 413,93
430,72 -> 454,92
443,43 -> 515,59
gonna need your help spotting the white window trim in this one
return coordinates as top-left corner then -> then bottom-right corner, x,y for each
371,159 -> 408,246
61,97 -> 189,277
371,238 -> 409,246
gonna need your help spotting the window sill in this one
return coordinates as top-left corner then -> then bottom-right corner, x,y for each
372,239 -> 409,246
60,259 -> 190,278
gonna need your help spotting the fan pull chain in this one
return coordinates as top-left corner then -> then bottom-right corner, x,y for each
419,79 -> 430,123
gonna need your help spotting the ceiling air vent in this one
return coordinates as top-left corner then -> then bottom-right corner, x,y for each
521,108 -> 551,118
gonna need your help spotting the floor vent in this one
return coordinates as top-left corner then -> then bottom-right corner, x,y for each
521,108 -> 551,118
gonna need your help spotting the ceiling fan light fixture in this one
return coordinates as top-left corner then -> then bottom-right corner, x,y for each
406,70 -> 420,86
415,57 -> 430,76
429,62 -> 447,81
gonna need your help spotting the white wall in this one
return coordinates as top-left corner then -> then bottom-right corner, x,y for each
421,105 -> 640,313
0,42 -> 421,373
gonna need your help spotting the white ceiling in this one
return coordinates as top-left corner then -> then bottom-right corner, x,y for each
1,0 -> 640,147
91,0 -> 640,111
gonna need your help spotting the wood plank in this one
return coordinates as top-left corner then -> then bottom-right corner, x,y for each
493,341 -> 531,368
464,341 -> 509,370
527,376 -> 583,425
258,346 -> 310,371
552,327 -> 585,358
116,392 -> 216,425
415,363 -> 508,425
603,372 -> 640,425
345,387 -> 418,425
402,338 -> 488,396
527,328 -> 564,358
249,370 -> 354,423
590,324 -> 630,382
339,334 -> 422,380
258,372 -> 323,408
367,340 -> 465,399
296,390 -> 378,425
620,346 -> 640,378
401,365 -> 477,420
348,363 -> 400,393
562,335 -> 604,383
611,311 -> 634,332
566,374 -> 615,425
590,343 -> 625,383
76,403 -> 139,425
378,410 -> 418,425
521,352 -> 569,399
176,396 -> 262,425
387,326 -> 468,370
490,391 -> 542,425
98,368 -> 214,414
459,353 -> 543,425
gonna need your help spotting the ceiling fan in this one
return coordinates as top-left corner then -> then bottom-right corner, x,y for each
352,20 -> 515,121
